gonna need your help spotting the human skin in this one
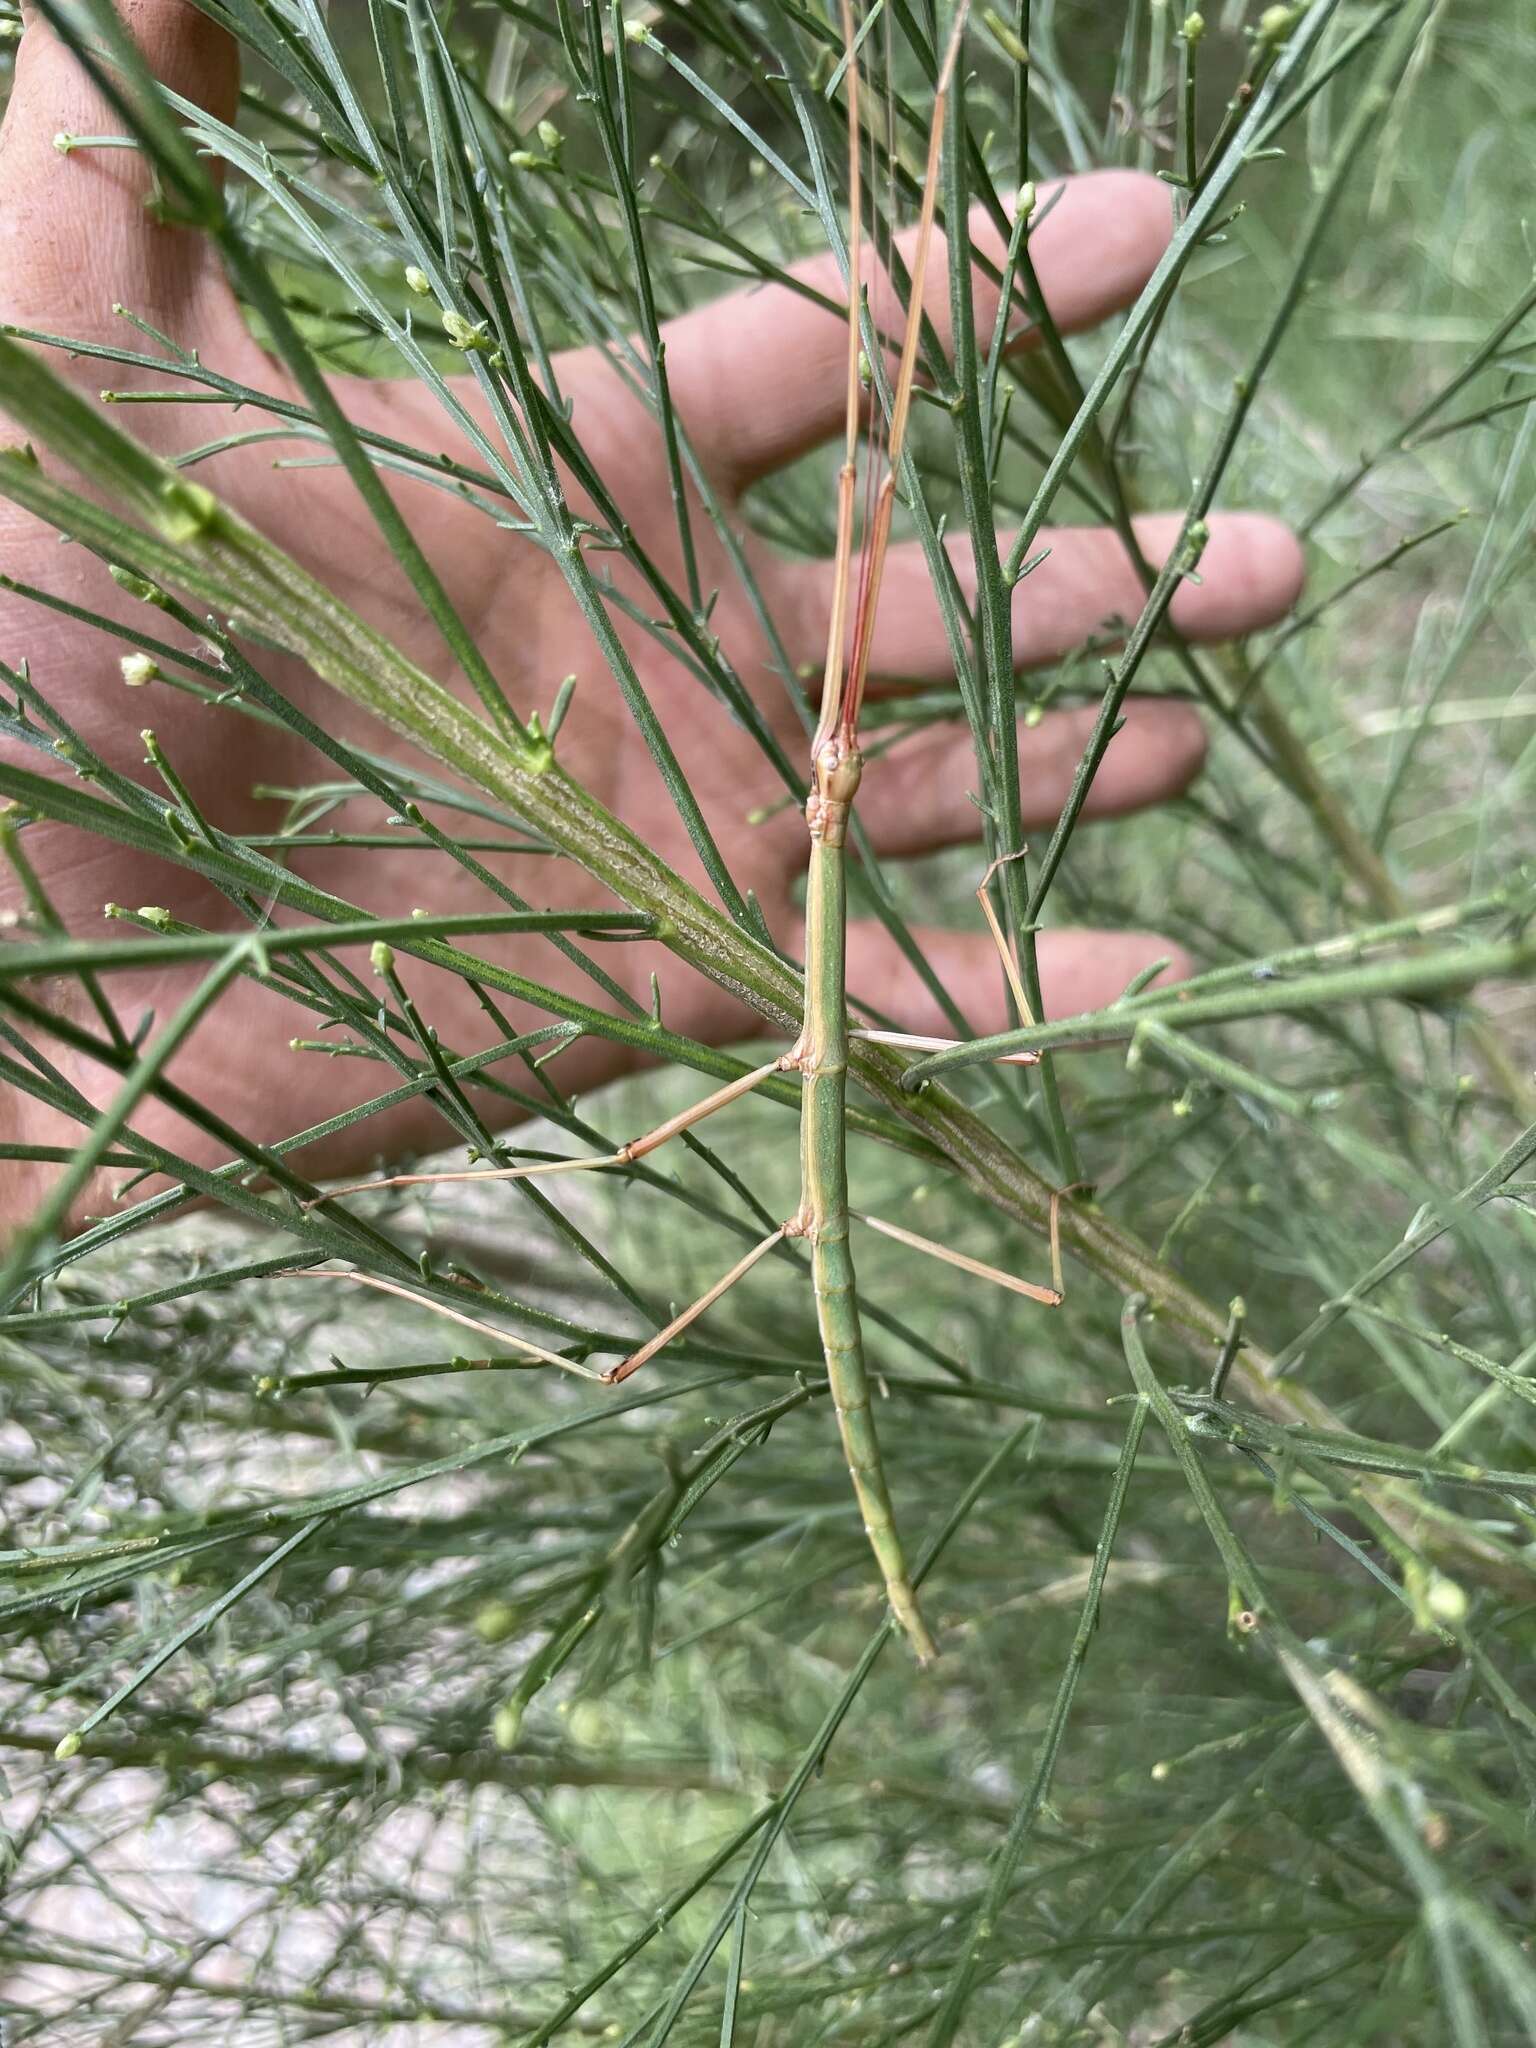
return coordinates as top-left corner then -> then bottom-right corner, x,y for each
0,1 -> 1304,1226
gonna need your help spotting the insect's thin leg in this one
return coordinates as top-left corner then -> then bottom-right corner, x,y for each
850,852 -> 1047,1074
855,1211 -> 1063,1306
309,1055 -> 791,1205
613,1055 -> 793,1163
603,1224 -> 789,1384
852,1028 -> 1040,1067
283,1268 -> 605,1377
977,851 -> 1036,1026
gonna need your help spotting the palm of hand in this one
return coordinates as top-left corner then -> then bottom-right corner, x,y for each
0,2 -> 1301,1207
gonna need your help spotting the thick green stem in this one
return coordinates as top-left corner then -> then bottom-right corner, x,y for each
903,932 -> 1536,1072
1245,678 -> 1536,1122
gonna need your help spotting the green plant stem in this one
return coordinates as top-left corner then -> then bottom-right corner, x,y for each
1242,666 -> 1536,1121
1000,0 -> 1343,589
0,909 -> 652,979
942,62 -> 1079,1186
925,1397 -> 1149,2045
1122,1295 -> 1536,2043
634,1419 -> 1035,2048
902,929 -> 1536,1074
0,949 -> 247,1296
1304,270 -> 1536,536
57,1514 -> 328,1755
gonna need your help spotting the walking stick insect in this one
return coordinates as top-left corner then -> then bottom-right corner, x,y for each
320,0 -> 1064,1662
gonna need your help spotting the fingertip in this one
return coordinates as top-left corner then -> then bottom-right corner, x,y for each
80,0 -> 237,111
6,0 -> 238,152
1037,928 -> 1195,1021
0,0 -> 240,342
1154,699 -> 1209,797
1199,510 -> 1307,629
1140,939 -> 1196,991
1048,697 -> 1207,824
1027,169 -> 1174,336
1101,697 -> 1208,812
1072,166 -> 1178,257
1134,509 -> 1306,642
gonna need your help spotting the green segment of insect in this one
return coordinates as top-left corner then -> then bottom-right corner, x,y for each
319,0 -> 1065,1664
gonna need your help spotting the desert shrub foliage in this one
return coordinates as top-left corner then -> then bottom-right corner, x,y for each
2,0 -> 1536,2042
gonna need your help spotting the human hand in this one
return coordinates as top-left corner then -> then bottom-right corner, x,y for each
0,1 -> 1303,1218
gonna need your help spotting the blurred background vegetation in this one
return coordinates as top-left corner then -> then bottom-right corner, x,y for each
4,0 -> 1536,2041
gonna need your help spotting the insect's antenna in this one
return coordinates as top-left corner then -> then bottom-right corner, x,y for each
837,0 -> 971,745
813,0 -> 866,759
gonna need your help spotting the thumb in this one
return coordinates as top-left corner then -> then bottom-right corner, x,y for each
0,0 -> 239,344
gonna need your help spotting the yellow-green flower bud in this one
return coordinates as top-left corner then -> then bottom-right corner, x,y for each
441,309 -> 490,352
1424,1573 -> 1468,1627
1257,4 -> 1297,45
109,565 -> 167,606
474,1600 -> 518,1644
493,1700 -> 523,1749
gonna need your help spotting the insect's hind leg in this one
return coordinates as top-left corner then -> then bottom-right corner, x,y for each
603,1223 -> 790,1383
854,1175 -> 1072,1308
310,1053 -> 794,1205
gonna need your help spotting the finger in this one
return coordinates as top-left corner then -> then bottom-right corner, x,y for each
667,169 -> 1171,487
0,0 -> 239,338
788,512 -> 1306,685
859,698 -> 1206,859
841,921 -> 1191,1037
